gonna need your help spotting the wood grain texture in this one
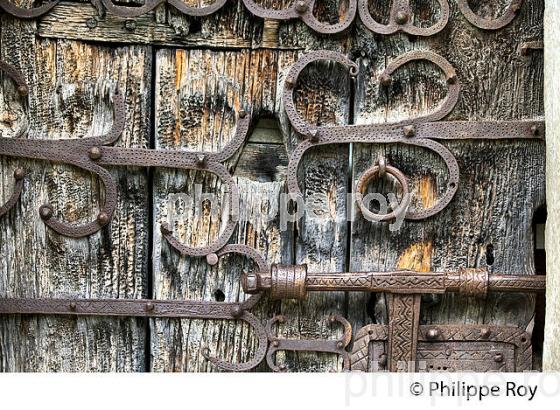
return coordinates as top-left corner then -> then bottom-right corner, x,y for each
36,0 -> 343,49
350,0 -> 545,367
0,15 -> 151,370
151,48 -> 293,371
0,0 -> 547,373
277,54 -> 352,372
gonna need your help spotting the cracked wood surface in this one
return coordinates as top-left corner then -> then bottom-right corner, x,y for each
0,0 -> 546,372
350,0 -> 545,369
0,14 -> 151,370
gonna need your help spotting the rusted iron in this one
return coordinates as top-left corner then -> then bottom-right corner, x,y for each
0,296 -> 268,372
242,266 -> 546,298
243,265 -> 543,372
283,50 -> 544,222
265,314 -> 352,372
0,60 -> 253,258
351,324 -> 532,372
0,0 -> 526,37
0,0 -> 58,19
242,0 -> 357,35
457,0 -> 523,30
358,0 -> 450,36
91,0 -> 228,18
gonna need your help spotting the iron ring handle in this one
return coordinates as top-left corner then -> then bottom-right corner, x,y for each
358,0 -> 450,37
202,310 -> 268,372
0,168 -> 25,218
355,163 -> 410,222
457,0 -> 523,31
0,0 -> 59,19
286,136 -> 459,220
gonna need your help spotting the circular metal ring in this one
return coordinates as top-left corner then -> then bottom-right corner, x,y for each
355,164 -> 410,222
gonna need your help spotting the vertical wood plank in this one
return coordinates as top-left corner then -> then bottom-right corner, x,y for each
350,0 -> 545,365
151,48 -> 293,371
277,53 -> 352,372
0,17 -> 152,370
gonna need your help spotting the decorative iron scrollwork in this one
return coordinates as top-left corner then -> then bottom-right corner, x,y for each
358,0 -> 450,37
457,0 -> 523,31
91,0 -> 228,18
0,0 -> 59,19
0,0 -> 526,34
283,50 -> 542,222
241,0 -> 357,34
0,44 -> 546,372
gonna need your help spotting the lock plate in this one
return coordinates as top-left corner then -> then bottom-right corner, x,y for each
351,324 -> 532,372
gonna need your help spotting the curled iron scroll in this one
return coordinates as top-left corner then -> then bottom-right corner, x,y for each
95,0 -> 227,18
282,50 -> 461,221
242,0 -> 357,34
457,0 -> 523,30
0,59 -> 252,256
0,0 -> 58,19
358,0 -> 450,36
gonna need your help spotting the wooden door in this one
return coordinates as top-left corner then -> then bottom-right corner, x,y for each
0,0 -> 545,372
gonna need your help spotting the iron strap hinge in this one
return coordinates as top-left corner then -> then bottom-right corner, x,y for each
0,0 -> 527,33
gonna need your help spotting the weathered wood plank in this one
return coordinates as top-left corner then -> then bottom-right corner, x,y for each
0,16 -> 151,370
37,1 -> 258,48
151,48 -> 293,371
276,53 -> 352,372
350,0 -> 545,368
36,1 -> 356,50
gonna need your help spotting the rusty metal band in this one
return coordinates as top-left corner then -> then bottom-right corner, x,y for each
241,268 -> 546,297
265,314 -> 352,372
351,324 -> 532,372
387,293 -> 421,372
457,0 -> 523,31
0,60 -> 256,259
456,267 -> 489,298
358,0 -> 450,36
0,296 -> 267,371
0,0 -> 58,19
283,50 -> 543,221
269,264 -> 307,300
